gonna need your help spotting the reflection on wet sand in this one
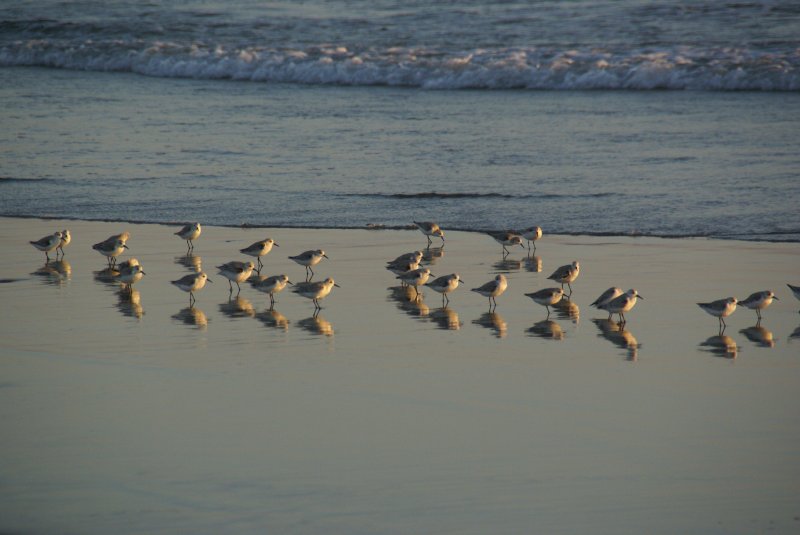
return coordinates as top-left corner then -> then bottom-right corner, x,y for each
553,298 -> 580,324
492,257 -> 522,273
175,253 -> 202,272
472,312 -> 507,338
32,260 -> 71,285
218,296 -> 256,319
93,267 -> 120,286
117,288 -> 144,319
256,308 -> 290,331
172,306 -> 208,329
421,246 -> 444,265
526,319 -> 565,340
430,306 -> 461,330
790,325 -> 800,340
592,318 -> 639,361
524,255 -> 542,273
387,286 -> 430,319
740,324 -> 776,348
298,315 -> 334,336
699,334 -> 738,359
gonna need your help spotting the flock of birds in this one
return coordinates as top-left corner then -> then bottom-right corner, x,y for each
29,221 -> 799,334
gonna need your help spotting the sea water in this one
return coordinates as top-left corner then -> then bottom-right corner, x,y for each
1,0 -> 799,240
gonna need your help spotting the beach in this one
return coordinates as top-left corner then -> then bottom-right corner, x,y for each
2,216 -> 799,534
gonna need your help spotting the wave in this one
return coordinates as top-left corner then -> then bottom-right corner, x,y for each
2,40 -> 798,91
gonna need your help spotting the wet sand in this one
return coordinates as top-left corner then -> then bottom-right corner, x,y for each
1,216 -> 799,534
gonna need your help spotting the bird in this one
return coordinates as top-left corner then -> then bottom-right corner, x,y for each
30,232 -> 62,262
414,221 -> 445,246
92,238 -> 128,267
116,263 -> 146,292
388,251 -> 423,266
488,231 -> 525,255
240,238 -> 278,272
292,277 -> 340,311
387,258 -> 421,278
597,289 -> 643,325
396,267 -> 433,300
175,222 -> 201,252
217,260 -> 256,294
525,287 -> 565,318
289,249 -> 328,280
425,273 -> 463,306
57,229 -> 71,257
519,226 -> 542,252
738,290 -> 778,321
590,287 -> 624,319
547,261 -> 580,296
788,283 -> 800,302
698,297 -> 738,330
471,274 -> 508,310
251,273 -> 293,308
171,271 -> 212,305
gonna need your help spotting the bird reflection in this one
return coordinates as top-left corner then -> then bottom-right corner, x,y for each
172,306 -> 208,329
739,324 -> 776,348
218,296 -> 256,319
430,306 -> 461,330
175,253 -> 202,272
472,311 -> 507,338
592,319 -> 639,361
117,288 -> 144,319
790,325 -> 800,340
553,298 -> 580,324
298,314 -> 334,336
93,266 -> 120,286
32,259 -> 72,285
524,255 -> 542,273
387,286 -> 430,319
421,246 -> 444,265
492,257 -> 522,273
256,308 -> 290,331
699,334 -> 738,359
526,319 -> 565,340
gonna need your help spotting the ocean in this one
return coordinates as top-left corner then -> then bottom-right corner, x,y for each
1,0 -> 799,241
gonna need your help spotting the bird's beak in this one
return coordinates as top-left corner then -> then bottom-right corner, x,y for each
123,244 -> 129,249
274,242 -> 280,247
323,254 -> 329,259
207,278 -> 213,283
287,280 -> 293,285
334,283 -> 341,288
774,296 -> 779,300
638,295 -> 644,299
141,271 -> 147,275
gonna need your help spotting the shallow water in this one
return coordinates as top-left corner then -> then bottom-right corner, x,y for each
1,218 -> 799,534
1,67 -> 799,241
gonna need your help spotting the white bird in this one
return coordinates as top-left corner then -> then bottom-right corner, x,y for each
597,289 -> 643,324
519,226 -> 542,252
396,267 -> 433,300
116,263 -> 146,292
698,297 -> 738,330
175,222 -> 202,252
171,271 -> 212,305
590,287 -> 624,319
488,231 -> 524,255
251,273 -> 293,308
525,287 -> 565,318
241,238 -> 278,271
217,260 -> 256,294
547,261 -> 580,296
30,232 -> 62,262
289,249 -> 328,279
426,273 -> 463,306
414,221 -> 445,246
471,274 -> 508,310
292,277 -> 340,311
92,237 -> 128,267
738,290 -> 778,321
57,229 -> 71,257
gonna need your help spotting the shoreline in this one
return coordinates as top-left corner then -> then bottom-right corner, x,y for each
3,213 -> 797,244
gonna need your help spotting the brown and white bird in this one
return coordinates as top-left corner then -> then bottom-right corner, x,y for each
738,290 -> 778,321
471,274 -> 508,310
57,229 -> 71,257
30,232 -> 62,262
426,273 -> 463,306
171,271 -> 212,305
525,287 -> 565,318
241,238 -> 278,271
414,221 -> 445,246
289,249 -> 328,280
292,277 -> 340,311
590,287 -> 624,319
251,273 -> 292,308
175,222 -> 202,252
217,260 -> 256,294
698,297 -> 738,329
597,289 -> 643,324
488,231 -> 524,255
547,261 -> 580,296
519,226 -> 542,252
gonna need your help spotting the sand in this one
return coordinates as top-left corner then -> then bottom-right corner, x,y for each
1,216 -> 799,534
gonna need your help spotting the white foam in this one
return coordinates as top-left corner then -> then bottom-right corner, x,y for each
2,40 -> 798,91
